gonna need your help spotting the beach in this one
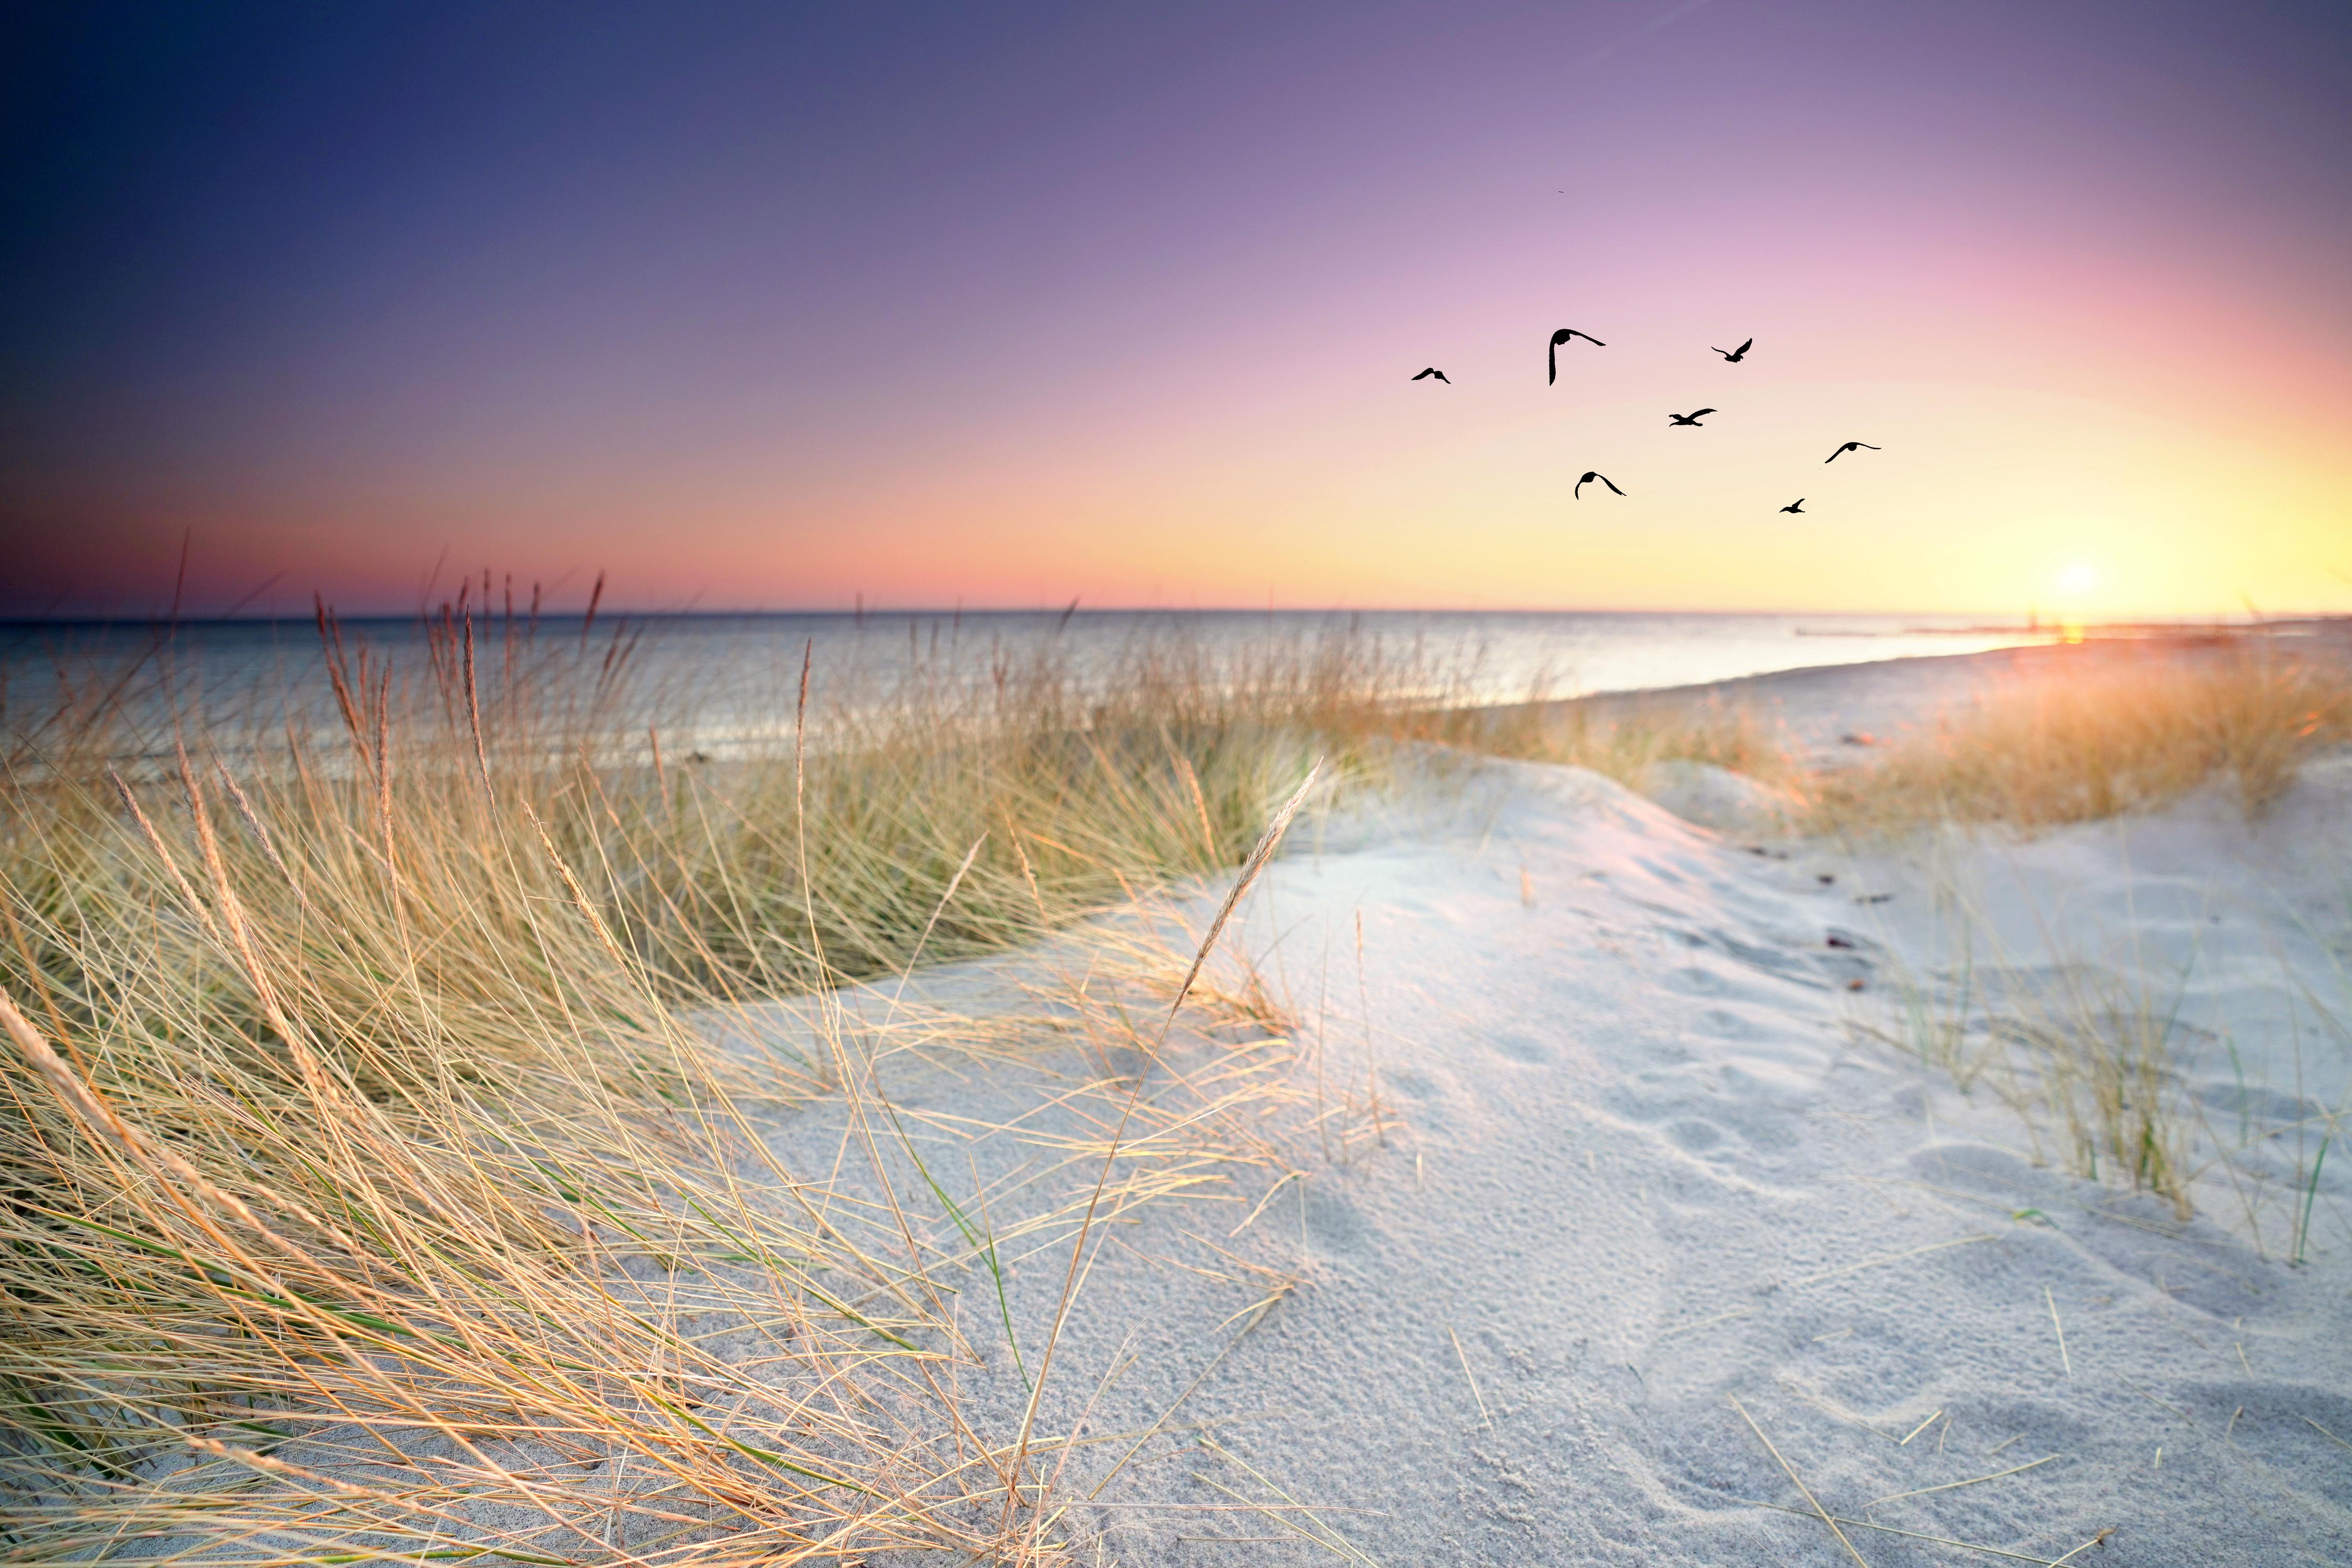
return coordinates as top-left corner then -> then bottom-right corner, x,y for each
700,638 -> 2351,1563
15,4 -> 2351,1561
8,632 -> 2350,1565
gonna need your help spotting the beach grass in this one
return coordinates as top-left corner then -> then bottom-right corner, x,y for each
1418,690 -> 1798,794
1465,638 -> 2352,837
6,609 -> 2346,1559
1867,904 -> 2205,1220
1824,643 -> 2352,1228
0,608 -> 1404,1562
1808,644 -> 2352,833
1508,640 -> 2352,1231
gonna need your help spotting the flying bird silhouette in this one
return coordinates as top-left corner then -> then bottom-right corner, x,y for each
1825,441 -> 1881,463
1666,408 -> 1717,427
1574,471 -> 1625,500
1711,338 -> 1753,362
1547,328 -> 1605,384
1779,498 -> 1806,514
1411,367 -> 1451,383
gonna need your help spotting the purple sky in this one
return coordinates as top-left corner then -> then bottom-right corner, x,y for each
4,1 -> 2348,616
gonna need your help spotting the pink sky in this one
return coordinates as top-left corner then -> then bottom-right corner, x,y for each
5,2 -> 2347,617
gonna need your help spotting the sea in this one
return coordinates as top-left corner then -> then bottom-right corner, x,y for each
1,609 -> 2044,757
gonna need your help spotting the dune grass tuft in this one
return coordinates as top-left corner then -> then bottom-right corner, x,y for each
1869,920 -> 2204,1221
0,608 -> 1405,1563
1417,691 -> 1797,793
1809,646 -> 2352,834
1826,643 -> 2352,1228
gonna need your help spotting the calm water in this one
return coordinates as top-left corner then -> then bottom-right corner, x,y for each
2,609 -> 2043,755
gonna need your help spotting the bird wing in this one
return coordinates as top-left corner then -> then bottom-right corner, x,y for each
1692,408 -> 1716,418
1826,446 -> 1846,461
1573,475 -> 1587,497
1735,338 -> 1752,354
1859,442 -> 1880,449
1436,370 -> 1451,382
1604,476 -> 1624,494
1412,368 -> 1433,379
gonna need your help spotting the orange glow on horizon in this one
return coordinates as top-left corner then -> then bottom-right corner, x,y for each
46,373 -> 2335,622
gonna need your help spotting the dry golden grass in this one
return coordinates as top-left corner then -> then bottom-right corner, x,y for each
1431,639 -> 2352,839
1513,644 -> 2352,1229
1827,643 -> 2352,1228
1410,690 -> 1797,794
6,608 -> 2344,1559
0,607 -> 1402,1564
1809,645 -> 2352,834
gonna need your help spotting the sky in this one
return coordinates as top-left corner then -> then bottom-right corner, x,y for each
3,0 -> 2348,619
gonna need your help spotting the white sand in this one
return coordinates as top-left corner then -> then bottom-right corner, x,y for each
170,647 -> 2352,1564
751,648 -> 2352,1564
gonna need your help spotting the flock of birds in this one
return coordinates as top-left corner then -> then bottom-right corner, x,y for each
1410,331 -> 1881,514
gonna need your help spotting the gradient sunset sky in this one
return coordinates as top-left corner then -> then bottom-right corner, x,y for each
4,1 -> 2348,618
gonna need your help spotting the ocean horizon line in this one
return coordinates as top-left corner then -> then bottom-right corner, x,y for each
3,604 -> 2322,631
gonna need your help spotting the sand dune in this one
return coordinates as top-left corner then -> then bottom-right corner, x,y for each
98,648 -> 2348,1564
729,701 -> 2352,1561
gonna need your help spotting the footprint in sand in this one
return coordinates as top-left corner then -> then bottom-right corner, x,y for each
1302,1185 -> 1372,1257
1698,1006 -> 1763,1040
1489,1030 -> 1552,1065
1388,1068 -> 1442,1101
1665,1118 -> 1727,1153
